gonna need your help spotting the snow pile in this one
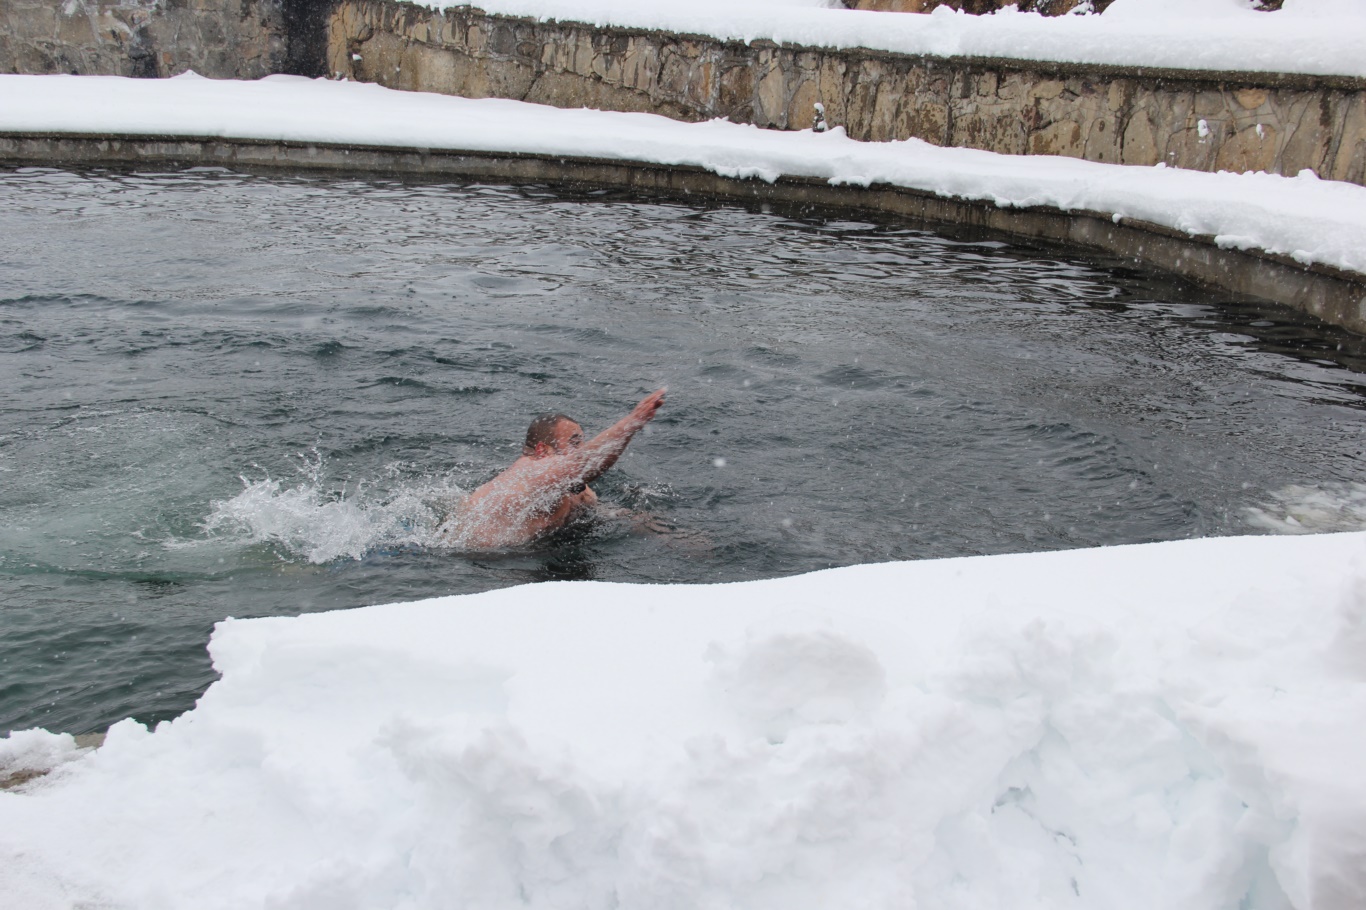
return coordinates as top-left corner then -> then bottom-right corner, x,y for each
0,730 -> 88,783
4,73 -> 1366,278
438,0 -> 1366,78
3,532 -> 1366,909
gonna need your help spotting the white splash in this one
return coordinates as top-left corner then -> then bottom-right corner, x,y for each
1244,481 -> 1366,534
200,453 -> 466,563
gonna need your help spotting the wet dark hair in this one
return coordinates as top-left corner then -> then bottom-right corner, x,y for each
524,412 -> 575,452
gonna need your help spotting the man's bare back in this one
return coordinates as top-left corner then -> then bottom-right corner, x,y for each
441,389 -> 666,549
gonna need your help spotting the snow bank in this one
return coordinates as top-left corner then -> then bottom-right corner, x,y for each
4,73 -> 1366,278
3,532 -> 1366,909
436,0 -> 1366,79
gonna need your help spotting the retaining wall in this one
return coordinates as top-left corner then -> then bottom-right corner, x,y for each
327,1 -> 1366,187
0,0 -> 312,79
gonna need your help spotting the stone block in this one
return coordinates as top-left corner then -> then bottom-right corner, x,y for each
1193,89 -> 1227,117
532,68 -> 692,120
200,48 -> 236,79
4,5 -> 56,42
465,22 -> 486,54
1029,119 -> 1083,156
914,101 -> 948,145
1235,88 -> 1269,110
601,45 -> 626,86
1216,123 -> 1278,173
1165,123 -> 1220,171
842,78 -> 873,139
788,78 -> 821,132
1339,139 -> 1366,185
952,108 -> 990,149
197,14 -> 228,50
1329,95 -> 1366,182
1083,116 -> 1120,164
326,25 -> 353,74
755,67 -> 786,128
591,47 -> 611,83
408,42 -> 460,95
573,30 -> 596,75
659,47 -> 693,98
456,50 -> 495,98
1281,98 -> 1331,177
817,56 -> 848,126
488,23 -> 516,57
718,63 -> 754,120
997,109 -> 1029,155
1164,90 -> 1194,127
869,80 -> 902,140
1063,77 -> 1091,100
55,11 -> 99,48
1107,80 -> 1126,112
856,56 -> 886,87
687,59 -> 715,110
1030,78 -> 1064,101
487,58 -> 537,100
540,37 -> 565,70
350,30 -> 402,85
995,71 -> 1024,102
621,40 -> 657,93
1121,110 -> 1160,165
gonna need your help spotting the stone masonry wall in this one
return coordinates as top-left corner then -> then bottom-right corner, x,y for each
0,0 -> 287,79
326,1 -> 1366,187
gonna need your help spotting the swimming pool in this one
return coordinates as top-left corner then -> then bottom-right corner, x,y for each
2,166 -> 1363,734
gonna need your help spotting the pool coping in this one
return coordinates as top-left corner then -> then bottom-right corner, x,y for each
4,130 -> 1365,336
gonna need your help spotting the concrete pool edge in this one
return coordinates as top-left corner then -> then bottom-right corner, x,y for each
4,130 -> 1364,336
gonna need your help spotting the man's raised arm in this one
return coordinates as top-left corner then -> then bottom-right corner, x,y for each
561,388 -> 666,486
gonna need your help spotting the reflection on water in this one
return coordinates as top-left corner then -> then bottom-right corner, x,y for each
0,167 -> 1363,734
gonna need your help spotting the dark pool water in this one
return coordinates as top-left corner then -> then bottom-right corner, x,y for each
2,167 -> 1364,735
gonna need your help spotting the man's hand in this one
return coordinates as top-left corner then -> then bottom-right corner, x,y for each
631,388 -> 667,425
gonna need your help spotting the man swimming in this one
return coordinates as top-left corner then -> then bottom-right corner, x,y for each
441,388 -> 667,549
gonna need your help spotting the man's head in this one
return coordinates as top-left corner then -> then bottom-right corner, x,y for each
523,413 -> 584,457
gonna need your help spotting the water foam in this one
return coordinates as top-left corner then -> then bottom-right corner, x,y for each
199,452 -> 467,563
1244,481 -> 1366,534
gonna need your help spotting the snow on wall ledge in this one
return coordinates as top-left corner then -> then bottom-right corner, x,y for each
3,531 -> 1366,909
431,0 -> 1366,79
4,73 -> 1366,277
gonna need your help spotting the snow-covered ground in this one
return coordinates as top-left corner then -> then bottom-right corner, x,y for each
4,73 -> 1366,278
442,0 -> 1366,78
4,532 -> 1366,909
